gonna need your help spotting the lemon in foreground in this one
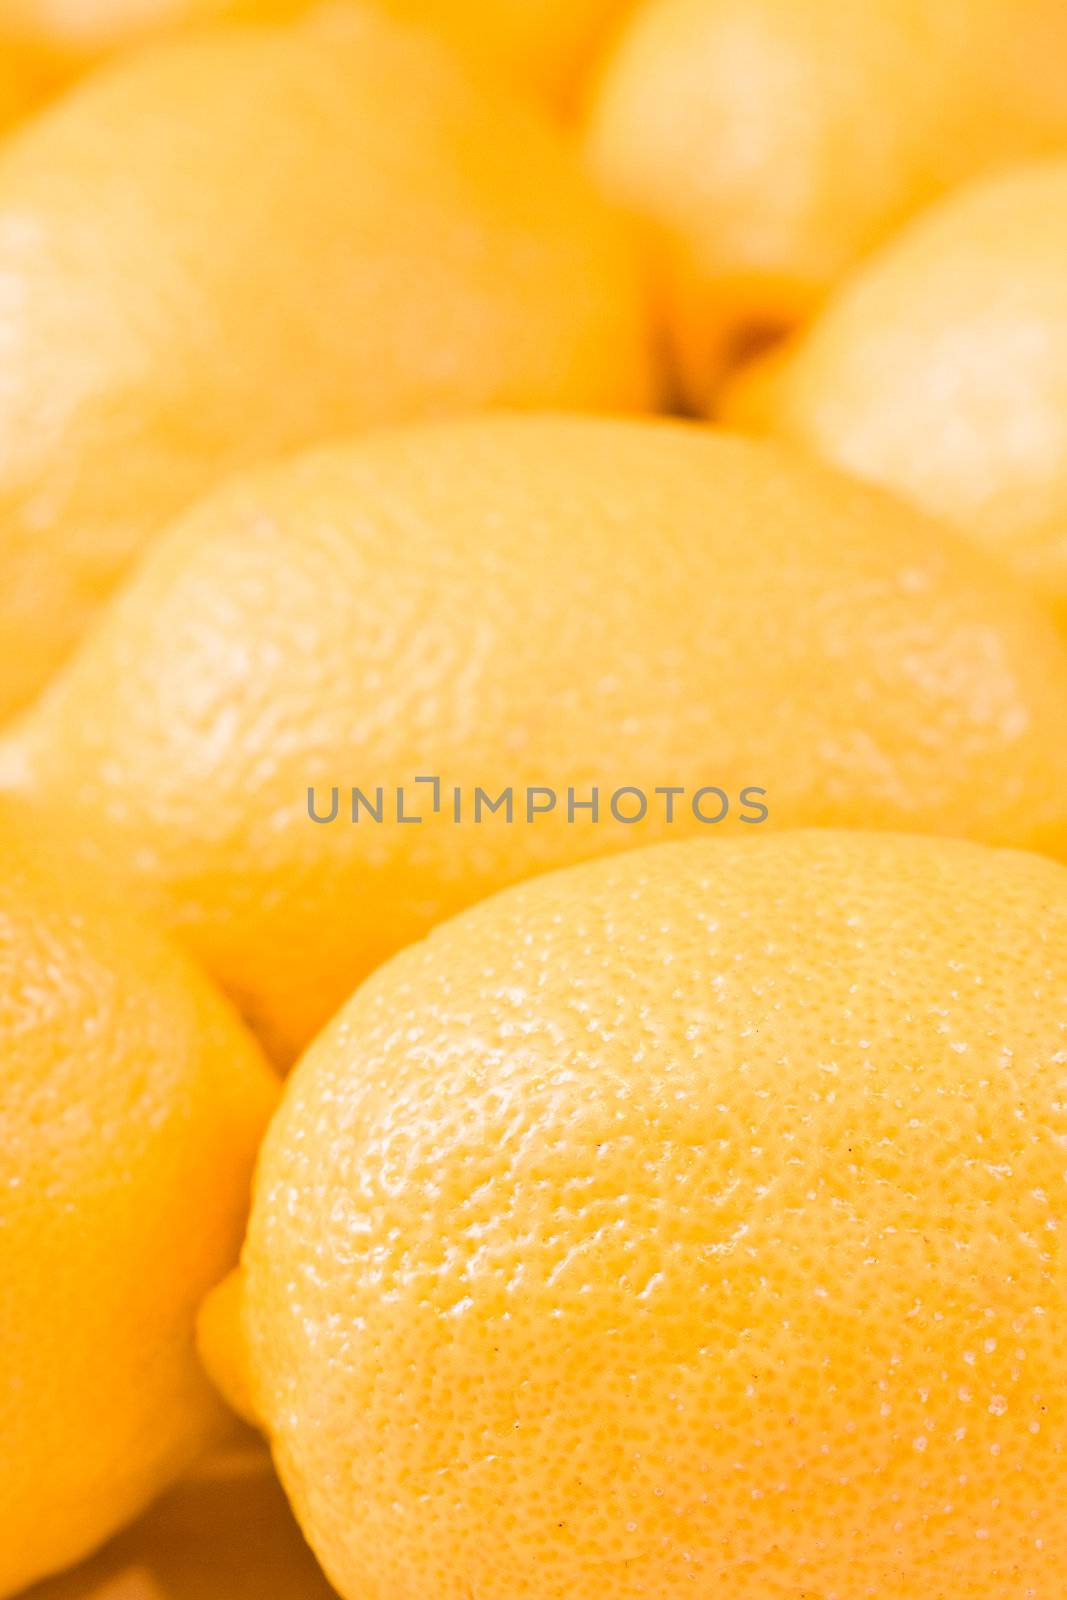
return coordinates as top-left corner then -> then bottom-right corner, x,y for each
724,159 -> 1067,632
4,414 -> 1067,1062
0,11 -> 651,720
0,801 -> 278,1597
584,0 -> 1067,404
204,829 -> 1067,1599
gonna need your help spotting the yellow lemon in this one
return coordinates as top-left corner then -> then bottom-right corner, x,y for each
0,12 -> 652,721
3,415 -> 1067,1062
204,829 -> 1067,1600
21,1442 -> 336,1600
0,0 -> 308,75
584,0 -> 1067,405
0,42 -> 49,130
372,0 -> 636,105
0,0 -> 632,112
724,159 -> 1067,633
0,1 -> 312,128
0,800 -> 278,1597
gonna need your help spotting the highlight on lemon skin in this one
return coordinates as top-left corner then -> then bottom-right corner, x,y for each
722,158 -> 1067,635
0,10 -> 654,724
5,413 -> 1067,1063
0,799 -> 278,1599
205,829 -> 1067,1600
583,0 -> 1067,406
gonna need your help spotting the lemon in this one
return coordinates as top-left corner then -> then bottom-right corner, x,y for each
3,415 -> 1067,1063
0,42 -> 48,130
0,0 -> 308,73
584,0 -> 1067,405
0,0 -> 632,113
0,1 -> 312,128
21,1443 -> 335,1600
0,800 -> 278,1597
373,0 -> 635,104
205,829 -> 1067,1600
723,159 -> 1067,633
0,11 -> 652,720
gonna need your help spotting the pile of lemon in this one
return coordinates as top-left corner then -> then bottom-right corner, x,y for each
2,4 -> 1066,1598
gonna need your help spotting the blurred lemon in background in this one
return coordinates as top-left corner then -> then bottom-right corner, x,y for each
21,1442 -> 335,1600
0,9 -> 652,722
584,0 -> 1067,406
4,414 -> 1067,1062
0,801 -> 277,1597
0,1 -> 634,114
0,0 -> 308,80
724,160 -> 1067,633
373,0 -> 636,104
206,830 -> 1067,1600
0,42 -> 48,129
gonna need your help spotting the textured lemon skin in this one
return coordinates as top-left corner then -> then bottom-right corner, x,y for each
583,0 -> 1067,405
723,161 -> 1067,633
0,801 -> 278,1598
5,414 -> 1067,1062
0,16 -> 652,722
226,830 -> 1067,1600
